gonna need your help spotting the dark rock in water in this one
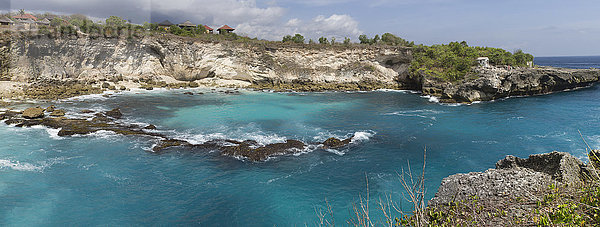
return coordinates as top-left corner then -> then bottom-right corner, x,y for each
0,111 -> 21,120
105,108 -> 123,119
92,113 -> 110,122
81,109 -> 94,114
22,107 -> 45,119
1,108 -> 356,162
220,139 -> 305,162
197,92 -> 204,95
45,105 -> 56,112
183,92 -> 194,95
152,139 -> 189,153
49,109 -> 66,117
322,137 -> 353,149
4,118 -> 24,125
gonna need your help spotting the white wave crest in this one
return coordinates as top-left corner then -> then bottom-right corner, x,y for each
351,131 -> 375,143
30,125 -> 63,140
376,89 -> 409,93
0,159 -> 45,172
0,156 -> 73,172
424,95 -> 439,103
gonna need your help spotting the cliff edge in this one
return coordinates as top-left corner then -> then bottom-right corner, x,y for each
427,151 -> 598,225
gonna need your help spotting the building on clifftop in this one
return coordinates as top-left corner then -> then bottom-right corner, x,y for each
36,18 -> 50,26
13,13 -> 38,22
218,25 -> 234,34
204,25 -> 214,34
158,20 -> 174,30
477,57 -> 490,68
178,20 -> 196,30
0,17 -> 13,28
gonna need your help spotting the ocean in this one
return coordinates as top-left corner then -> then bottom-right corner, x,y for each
535,55 -> 600,69
1,56 -> 600,225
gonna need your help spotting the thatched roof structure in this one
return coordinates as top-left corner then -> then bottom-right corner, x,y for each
158,20 -> 174,27
178,20 -> 196,27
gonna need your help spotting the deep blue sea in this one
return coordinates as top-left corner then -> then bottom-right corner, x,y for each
2,57 -> 600,225
535,55 -> 600,69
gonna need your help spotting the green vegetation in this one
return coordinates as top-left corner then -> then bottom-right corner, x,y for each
318,36 -> 328,44
410,41 -> 534,81
282,34 -> 305,43
359,33 -> 414,46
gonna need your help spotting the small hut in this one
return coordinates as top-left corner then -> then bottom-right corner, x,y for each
0,16 -> 13,28
158,20 -> 174,30
36,18 -> 50,26
218,25 -> 234,34
477,57 -> 490,68
178,20 -> 196,30
16,18 -> 37,30
204,25 -> 213,34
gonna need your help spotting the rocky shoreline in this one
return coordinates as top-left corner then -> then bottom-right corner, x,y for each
421,66 -> 600,103
1,33 -> 599,102
0,106 -> 355,162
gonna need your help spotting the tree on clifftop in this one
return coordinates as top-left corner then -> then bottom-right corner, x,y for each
318,36 -> 328,44
105,16 -> 126,28
282,34 -> 305,44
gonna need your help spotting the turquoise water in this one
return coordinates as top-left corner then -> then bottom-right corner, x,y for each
2,86 -> 600,225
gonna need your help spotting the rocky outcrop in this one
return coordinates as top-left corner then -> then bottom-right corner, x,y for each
422,67 -> 600,103
430,152 -> 591,206
0,107 -> 355,162
22,107 -> 44,119
428,151 -> 595,225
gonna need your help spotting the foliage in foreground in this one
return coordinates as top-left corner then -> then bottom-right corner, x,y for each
410,41 -> 534,82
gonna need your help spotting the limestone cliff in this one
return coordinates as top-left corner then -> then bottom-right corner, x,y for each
7,34 -> 411,89
4,33 -> 600,103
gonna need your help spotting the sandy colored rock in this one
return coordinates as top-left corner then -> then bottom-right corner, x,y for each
22,107 -> 45,119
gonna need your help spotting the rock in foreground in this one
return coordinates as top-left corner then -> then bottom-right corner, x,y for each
428,151 -> 595,225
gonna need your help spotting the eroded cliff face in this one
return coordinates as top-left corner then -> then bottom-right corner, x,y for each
8,34 -> 412,89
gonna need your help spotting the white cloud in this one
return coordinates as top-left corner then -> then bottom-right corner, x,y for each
236,14 -> 362,41
8,0 -> 362,41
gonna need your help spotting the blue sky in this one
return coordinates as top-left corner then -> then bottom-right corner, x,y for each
4,0 -> 600,56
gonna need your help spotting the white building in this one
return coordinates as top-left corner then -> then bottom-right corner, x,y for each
477,57 -> 490,68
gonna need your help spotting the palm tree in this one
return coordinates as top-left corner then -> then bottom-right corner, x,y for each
18,9 -> 25,15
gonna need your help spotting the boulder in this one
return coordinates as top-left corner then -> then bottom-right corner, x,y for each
144,124 -> 157,130
322,137 -> 352,149
45,105 -> 56,112
49,109 -> 66,117
101,82 -> 110,89
22,107 -> 45,119
105,108 -> 123,119
183,92 -> 194,95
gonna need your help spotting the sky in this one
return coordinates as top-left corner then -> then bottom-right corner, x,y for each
2,0 -> 599,56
